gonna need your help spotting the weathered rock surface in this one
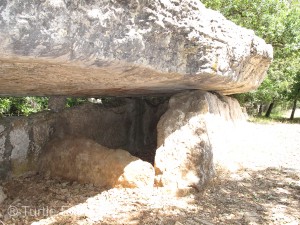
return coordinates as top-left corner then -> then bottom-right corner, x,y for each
0,99 -> 167,179
0,0 -> 272,96
39,137 -> 155,188
0,186 -> 6,204
155,90 -> 247,192
48,97 -> 67,112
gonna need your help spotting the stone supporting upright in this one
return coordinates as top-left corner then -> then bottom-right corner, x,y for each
155,91 -> 247,192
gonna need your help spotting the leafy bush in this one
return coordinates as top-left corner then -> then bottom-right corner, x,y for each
0,97 -> 48,117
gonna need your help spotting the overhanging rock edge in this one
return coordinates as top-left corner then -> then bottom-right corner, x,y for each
0,0 -> 272,96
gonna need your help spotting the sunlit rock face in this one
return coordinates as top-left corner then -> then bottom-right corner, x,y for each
155,91 -> 247,192
39,137 -> 155,188
0,91 -> 247,191
0,0 -> 272,96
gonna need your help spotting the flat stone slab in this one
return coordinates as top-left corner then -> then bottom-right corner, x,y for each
0,0 -> 273,96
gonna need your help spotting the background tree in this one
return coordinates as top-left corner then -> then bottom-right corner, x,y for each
202,0 -> 300,118
0,97 -> 89,117
288,70 -> 300,119
0,97 -> 48,117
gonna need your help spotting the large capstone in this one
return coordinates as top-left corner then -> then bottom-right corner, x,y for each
0,0 -> 272,96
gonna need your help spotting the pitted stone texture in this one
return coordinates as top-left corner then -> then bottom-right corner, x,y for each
9,124 -> 31,176
155,91 -> 247,192
10,127 -> 30,161
0,136 -> 5,161
39,137 -> 155,188
0,125 -> 4,134
0,99 -> 167,180
155,91 -> 214,192
0,0 -> 272,96
48,97 -> 67,112
0,125 -> 5,161
0,186 -> 6,204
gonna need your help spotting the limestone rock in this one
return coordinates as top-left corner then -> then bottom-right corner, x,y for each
9,123 -> 32,177
0,186 -> 6,204
155,91 -> 214,192
0,125 -> 5,162
117,160 -> 155,188
0,0 -> 272,96
0,100 -> 167,180
155,90 -> 247,192
39,137 -> 155,188
48,97 -> 67,112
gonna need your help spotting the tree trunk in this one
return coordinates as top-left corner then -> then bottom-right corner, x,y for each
265,100 -> 275,118
290,89 -> 300,120
258,104 -> 263,116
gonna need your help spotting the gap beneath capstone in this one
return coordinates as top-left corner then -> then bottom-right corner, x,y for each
0,96 -> 169,186
1,91 -> 247,193
37,96 -> 170,188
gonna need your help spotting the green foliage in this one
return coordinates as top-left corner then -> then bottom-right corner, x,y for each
66,98 -> 87,108
0,97 -> 48,117
0,97 -> 91,117
202,0 -> 300,116
249,116 -> 300,124
0,98 -> 11,115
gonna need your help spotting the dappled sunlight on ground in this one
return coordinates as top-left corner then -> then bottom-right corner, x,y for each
0,167 -> 299,224
0,122 -> 300,224
203,167 -> 300,224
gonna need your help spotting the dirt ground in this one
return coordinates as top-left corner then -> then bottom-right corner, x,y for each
0,121 -> 300,225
